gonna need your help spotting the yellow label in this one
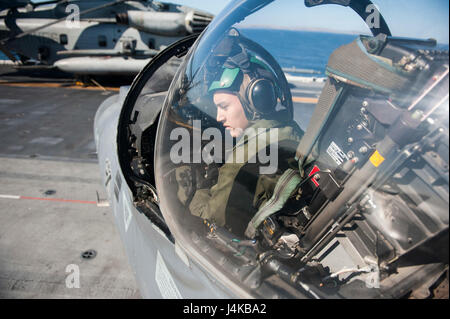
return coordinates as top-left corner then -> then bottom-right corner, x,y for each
370,150 -> 385,167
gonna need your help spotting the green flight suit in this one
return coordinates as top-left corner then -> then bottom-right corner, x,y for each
189,118 -> 303,236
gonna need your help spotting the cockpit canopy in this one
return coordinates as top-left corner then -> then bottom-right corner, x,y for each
120,0 -> 449,298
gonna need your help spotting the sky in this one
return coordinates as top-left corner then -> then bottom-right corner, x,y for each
30,0 -> 449,44
170,0 -> 449,43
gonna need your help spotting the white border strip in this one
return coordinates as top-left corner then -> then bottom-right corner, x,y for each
0,194 -> 21,199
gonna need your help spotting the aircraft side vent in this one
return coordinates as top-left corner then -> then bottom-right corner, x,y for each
187,11 -> 213,33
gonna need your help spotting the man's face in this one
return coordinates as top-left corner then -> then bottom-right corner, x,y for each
214,91 -> 249,138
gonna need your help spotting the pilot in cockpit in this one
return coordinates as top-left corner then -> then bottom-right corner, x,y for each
188,32 -> 304,237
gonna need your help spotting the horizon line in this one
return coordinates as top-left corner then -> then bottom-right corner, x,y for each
239,25 -> 450,45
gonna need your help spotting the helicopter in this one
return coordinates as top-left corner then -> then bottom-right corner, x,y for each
0,0 -> 213,76
94,0 -> 449,299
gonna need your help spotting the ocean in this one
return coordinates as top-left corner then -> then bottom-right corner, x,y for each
240,28 -> 357,76
239,28 -> 450,76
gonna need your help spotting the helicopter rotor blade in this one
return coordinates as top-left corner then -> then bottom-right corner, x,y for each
0,0 -> 30,11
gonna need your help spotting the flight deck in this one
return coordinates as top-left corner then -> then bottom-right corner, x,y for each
0,67 -> 141,298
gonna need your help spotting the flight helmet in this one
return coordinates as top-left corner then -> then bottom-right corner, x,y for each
207,29 -> 291,121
